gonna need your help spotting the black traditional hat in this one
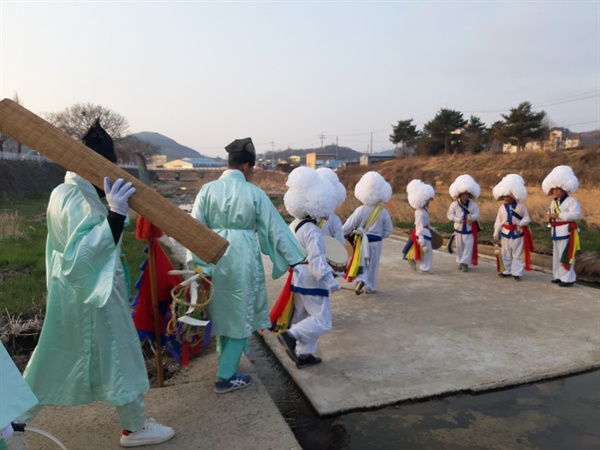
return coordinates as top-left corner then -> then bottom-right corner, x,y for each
225,137 -> 255,166
81,118 -> 117,163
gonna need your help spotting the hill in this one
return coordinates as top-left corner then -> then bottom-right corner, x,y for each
338,146 -> 600,193
133,132 -> 220,162
266,144 -> 363,162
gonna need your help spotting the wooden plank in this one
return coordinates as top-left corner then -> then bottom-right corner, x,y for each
0,98 -> 228,264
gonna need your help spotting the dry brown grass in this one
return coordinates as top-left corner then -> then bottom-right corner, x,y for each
333,148 -> 600,226
0,210 -> 23,239
181,148 -> 600,228
333,184 -> 599,227
0,310 -> 43,347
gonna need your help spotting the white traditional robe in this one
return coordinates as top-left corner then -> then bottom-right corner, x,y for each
320,213 -> 345,245
548,195 -> 582,283
288,221 -> 337,356
342,204 -> 392,292
414,208 -> 433,272
493,202 -> 531,277
447,200 -> 480,266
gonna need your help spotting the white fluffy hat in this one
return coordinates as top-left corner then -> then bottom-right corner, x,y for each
492,173 -> 528,202
541,165 -> 579,195
449,174 -> 480,199
406,179 -> 435,209
354,171 -> 392,206
316,167 -> 346,207
284,166 -> 337,220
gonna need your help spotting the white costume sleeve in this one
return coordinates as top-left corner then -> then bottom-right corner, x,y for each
447,202 -> 461,222
470,202 -> 480,221
516,203 -> 531,227
380,208 -> 393,239
493,206 -> 505,239
557,197 -> 582,221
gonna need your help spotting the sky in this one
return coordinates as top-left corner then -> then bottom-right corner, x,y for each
1,1 -> 598,158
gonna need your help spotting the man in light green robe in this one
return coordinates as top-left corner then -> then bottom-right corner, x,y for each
20,120 -> 174,447
23,172 -> 149,410
187,137 -> 305,394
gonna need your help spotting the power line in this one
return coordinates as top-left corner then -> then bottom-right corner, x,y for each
561,120 -> 600,128
533,93 -> 599,108
463,90 -> 600,114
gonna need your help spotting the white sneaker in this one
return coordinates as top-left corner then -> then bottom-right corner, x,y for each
120,419 -> 175,448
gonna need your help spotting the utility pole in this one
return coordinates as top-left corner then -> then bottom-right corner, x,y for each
336,136 -> 339,169
319,132 -> 325,150
270,141 -> 275,169
370,132 -> 373,154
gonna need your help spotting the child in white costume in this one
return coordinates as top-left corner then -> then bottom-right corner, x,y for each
342,171 -> 393,294
492,174 -> 533,281
405,179 -> 435,273
542,165 -> 582,287
316,167 -> 346,245
447,174 -> 481,272
278,167 -> 341,369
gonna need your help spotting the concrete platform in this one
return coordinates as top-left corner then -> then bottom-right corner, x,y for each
23,352 -> 300,450
261,236 -> 600,417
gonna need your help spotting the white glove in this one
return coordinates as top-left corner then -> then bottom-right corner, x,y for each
327,278 -> 341,293
422,245 -> 429,254
104,177 -> 136,216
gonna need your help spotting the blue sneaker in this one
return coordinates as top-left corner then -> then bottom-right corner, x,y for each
214,371 -> 253,394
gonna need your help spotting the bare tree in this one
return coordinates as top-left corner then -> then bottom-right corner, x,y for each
45,103 -> 129,140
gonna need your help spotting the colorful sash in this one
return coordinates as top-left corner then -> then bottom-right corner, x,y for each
501,204 -> 524,239
402,232 -> 416,259
269,269 -> 294,332
344,204 -> 382,282
457,200 -> 471,234
471,223 -> 480,266
455,200 -> 480,265
495,247 -> 505,273
552,200 -> 581,269
410,227 -> 422,261
502,224 -> 534,270
270,218 -> 316,332
522,225 -> 535,271
402,223 -> 433,261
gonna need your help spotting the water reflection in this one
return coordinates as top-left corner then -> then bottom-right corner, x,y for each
250,335 -> 600,450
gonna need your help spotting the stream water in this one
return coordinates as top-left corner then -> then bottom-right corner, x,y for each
249,335 -> 599,450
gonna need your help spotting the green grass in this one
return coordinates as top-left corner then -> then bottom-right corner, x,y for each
1,197 -> 148,316
1,198 -> 49,313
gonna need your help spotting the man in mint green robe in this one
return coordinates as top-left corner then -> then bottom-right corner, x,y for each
20,120 -> 174,447
23,172 -> 149,411
187,137 -> 305,394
